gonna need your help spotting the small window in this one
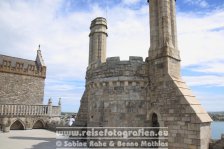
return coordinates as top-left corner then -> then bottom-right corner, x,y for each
16,62 -> 23,69
3,60 -> 11,67
3,60 -> 7,66
8,61 -> 11,67
28,65 -> 35,71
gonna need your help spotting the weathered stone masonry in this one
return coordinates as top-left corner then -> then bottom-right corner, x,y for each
0,73 -> 45,105
76,1 -> 212,148
0,50 -> 46,105
0,48 -> 61,132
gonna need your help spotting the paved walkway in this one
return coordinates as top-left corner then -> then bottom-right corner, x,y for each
0,129 -> 56,149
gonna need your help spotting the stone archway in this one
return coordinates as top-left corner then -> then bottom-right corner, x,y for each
10,120 -> 25,130
152,113 -> 160,127
32,120 -> 45,129
146,110 -> 164,148
149,113 -> 160,148
147,109 -> 164,127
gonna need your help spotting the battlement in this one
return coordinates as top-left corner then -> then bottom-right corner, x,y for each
88,56 -> 145,69
0,53 -> 46,78
86,56 -> 147,83
106,56 -> 144,63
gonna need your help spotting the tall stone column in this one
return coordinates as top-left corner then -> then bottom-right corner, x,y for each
149,0 -> 177,50
88,17 -> 108,66
148,0 -> 180,78
147,1 -> 212,149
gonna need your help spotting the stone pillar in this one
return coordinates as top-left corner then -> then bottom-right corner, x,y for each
48,98 -> 52,117
149,0 -> 159,50
2,118 -> 10,132
88,17 -> 108,66
58,98 -> 62,116
148,0 -> 180,61
148,0 -> 180,78
149,0 -> 177,49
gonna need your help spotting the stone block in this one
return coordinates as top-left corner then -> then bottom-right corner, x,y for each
106,57 -> 120,63
129,56 -> 143,62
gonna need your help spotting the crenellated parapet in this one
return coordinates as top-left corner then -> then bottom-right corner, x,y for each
0,51 -> 46,78
86,56 -> 148,86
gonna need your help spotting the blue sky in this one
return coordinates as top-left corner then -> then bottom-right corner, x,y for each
0,0 -> 224,112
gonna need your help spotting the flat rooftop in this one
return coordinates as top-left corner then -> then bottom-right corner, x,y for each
0,129 -> 56,149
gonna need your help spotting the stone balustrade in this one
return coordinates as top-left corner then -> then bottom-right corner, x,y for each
0,104 -> 60,117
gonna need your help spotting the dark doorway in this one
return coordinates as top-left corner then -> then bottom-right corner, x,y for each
33,120 -> 45,129
152,113 -> 160,127
10,120 -> 25,130
151,113 -> 160,148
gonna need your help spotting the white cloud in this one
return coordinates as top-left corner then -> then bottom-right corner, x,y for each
183,75 -> 224,87
184,0 -> 209,8
188,61 -> 224,73
193,91 -> 224,112
122,0 -> 141,5
0,1 -> 223,112
177,9 -> 224,67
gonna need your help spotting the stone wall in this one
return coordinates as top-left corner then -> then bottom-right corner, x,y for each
76,56 -> 149,127
146,74 -> 211,149
76,55 -> 212,148
0,72 -> 45,104
75,1 -> 213,148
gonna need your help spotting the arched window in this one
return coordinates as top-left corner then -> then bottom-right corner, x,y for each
151,113 -> 160,148
10,120 -> 25,130
33,120 -> 45,129
152,113 -> 160,127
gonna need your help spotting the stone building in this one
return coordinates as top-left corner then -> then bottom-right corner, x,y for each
75,0 -> 212,149
0,46 -> 61,132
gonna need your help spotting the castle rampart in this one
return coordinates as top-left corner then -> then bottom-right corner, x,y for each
0,54 -> 46,78
87,56 -> 147,82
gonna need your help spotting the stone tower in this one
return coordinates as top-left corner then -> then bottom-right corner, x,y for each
88,17 -> 108,66
148,0 -> 180,78
75,1 -> 212,148
147,0 -> 212,148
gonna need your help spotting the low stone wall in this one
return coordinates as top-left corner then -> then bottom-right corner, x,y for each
0,103 -> 61,132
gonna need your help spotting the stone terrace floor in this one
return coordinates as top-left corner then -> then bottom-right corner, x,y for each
0,129 -> 56,149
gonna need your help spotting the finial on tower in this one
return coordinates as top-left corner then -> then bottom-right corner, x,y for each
58,97 -> 61,106
36,44 -> 46,67
38,44 -> 40,50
